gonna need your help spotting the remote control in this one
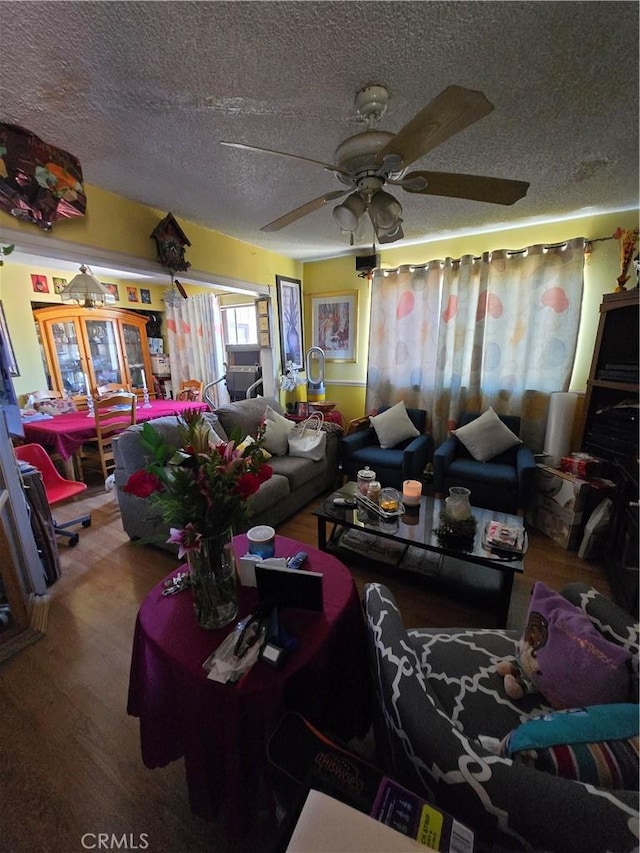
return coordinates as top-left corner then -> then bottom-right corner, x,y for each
333,497 -> 356,507
287,551 -> 308,570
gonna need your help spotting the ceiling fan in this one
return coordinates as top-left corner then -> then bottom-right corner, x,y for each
221,84 -> 530,245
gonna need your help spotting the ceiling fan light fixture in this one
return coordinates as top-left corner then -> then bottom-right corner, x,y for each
369,190 -> 403,230
333,192 -> 366,232
60,264 -> 116,309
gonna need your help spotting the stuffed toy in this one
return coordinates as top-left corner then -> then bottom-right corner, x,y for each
496,610 -> 548,700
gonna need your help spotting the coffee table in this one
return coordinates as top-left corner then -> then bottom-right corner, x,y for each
313,482 -> 525,626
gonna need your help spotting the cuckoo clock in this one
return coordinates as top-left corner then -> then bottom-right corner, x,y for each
150,212 -> 191,272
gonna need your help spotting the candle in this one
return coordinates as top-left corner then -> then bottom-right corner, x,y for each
402,479 -> 422,507
84,373 -> 91,396
140,368 -> 147,390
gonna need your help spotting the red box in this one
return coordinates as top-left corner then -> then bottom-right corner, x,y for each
560,454 -> 604,479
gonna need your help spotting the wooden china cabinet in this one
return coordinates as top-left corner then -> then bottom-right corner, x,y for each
34,305 -> 154,400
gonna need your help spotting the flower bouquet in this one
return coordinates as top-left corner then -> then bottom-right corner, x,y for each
279,359 -> 305,412
124,409 -> 273,628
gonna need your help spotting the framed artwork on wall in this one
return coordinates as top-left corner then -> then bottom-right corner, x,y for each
276,276 -> 303,368
256,296 -> 271,347
0,301 -> 19,376
104,283 -> 119,301
309,290 -> 358,362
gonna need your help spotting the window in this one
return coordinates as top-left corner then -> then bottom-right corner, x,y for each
221,304 -> 258,345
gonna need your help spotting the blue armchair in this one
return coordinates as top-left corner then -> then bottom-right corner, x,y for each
340,406 -> 433,490
433,412 -> 536,513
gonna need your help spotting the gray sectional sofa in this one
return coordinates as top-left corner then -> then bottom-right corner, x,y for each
112,396 -> 340,549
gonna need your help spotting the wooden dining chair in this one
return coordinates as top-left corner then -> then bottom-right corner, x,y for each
177,379 -> 204,402
82,392 -> 137,482
96,382 -> 132,396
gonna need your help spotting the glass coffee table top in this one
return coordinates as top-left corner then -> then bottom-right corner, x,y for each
313,482 -> 525,626
314,481 -> 525,571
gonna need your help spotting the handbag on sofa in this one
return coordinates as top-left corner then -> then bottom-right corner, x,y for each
288,412 -> 326,461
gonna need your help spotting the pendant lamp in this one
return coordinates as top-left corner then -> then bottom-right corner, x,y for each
60,264 -> 116,309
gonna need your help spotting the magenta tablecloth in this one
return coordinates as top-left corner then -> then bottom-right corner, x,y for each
127,535 -> 371,840
22,399 -> 208,461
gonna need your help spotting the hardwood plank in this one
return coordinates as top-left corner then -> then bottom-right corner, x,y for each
0,478 -> 613,852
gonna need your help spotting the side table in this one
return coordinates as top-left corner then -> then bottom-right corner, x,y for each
127,534 -> 371,842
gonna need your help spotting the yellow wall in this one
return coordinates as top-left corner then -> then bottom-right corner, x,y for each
302,209 -> 639,423
1,183 -> 637,422
0,182 -> 302,399
0,183 -> 302,286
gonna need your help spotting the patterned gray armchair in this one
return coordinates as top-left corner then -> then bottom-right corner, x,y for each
363,582 -> 639,852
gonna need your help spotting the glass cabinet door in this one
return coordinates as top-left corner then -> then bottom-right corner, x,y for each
47,319 -> 86,395
84,318 -> 124,389
122,320 -> 145,389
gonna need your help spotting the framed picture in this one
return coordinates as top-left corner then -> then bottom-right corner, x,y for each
140,288 -> 151,304
104,283 -> 119,301
31,273 -> 49,294
256,296 -> 271,347
296,401 -> 309,418
276,275 -> 303,368
309,290 -> 358,362
52,276 -> 67,294
127,286 -> 139,302
0,301 -> 19,376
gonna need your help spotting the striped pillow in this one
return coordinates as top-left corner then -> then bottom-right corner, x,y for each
500,704 -> 639,790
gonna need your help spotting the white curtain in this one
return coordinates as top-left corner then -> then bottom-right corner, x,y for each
165,292 -> 229,406
366,237 -> 585,449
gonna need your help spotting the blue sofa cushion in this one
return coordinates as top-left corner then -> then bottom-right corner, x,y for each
447,458 -> 518,489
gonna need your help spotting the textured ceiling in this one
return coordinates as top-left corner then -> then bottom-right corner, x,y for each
1,1 -> 638,263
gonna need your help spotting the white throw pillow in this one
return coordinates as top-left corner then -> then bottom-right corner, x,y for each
453,407 -> 521,462
262,405 -> 294,455
369,402 -> 420,449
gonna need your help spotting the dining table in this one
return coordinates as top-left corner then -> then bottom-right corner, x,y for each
21,398 -> 208,479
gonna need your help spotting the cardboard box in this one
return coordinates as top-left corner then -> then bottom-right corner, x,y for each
270,713 -> 475,853
527,466 -> 614,550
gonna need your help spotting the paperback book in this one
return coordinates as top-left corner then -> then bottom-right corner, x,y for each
483,521 -> 525,554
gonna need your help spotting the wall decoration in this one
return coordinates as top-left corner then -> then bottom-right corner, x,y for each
140,288 -> 152,304
0,301 -> 19,375
104,283 -> 120,301
256,296 -> 271,347
309,290 -> 358,362
30,273 -> 49,294
0,122 -> 86,230
127,287 -> 139,303
52,276 -> 67,294
150,212 -> 191,272
276,276 -> 303,368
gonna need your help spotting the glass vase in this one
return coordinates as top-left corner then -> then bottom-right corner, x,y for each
187,530 -> 238,629
446,486 -> 472,520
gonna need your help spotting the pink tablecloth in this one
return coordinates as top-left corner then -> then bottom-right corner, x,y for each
22,399 -> 208,461
127,535 -> 371,841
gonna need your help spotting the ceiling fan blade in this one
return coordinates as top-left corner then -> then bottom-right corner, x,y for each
381,85 -> 494,168
220,141 -> 353,179
403,170 -> 530,205
260,190 -> 349,232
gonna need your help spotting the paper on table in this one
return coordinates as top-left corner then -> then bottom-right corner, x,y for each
286,789 -> 428,853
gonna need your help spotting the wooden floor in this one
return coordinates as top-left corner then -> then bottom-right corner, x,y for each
0,478 -> 612,853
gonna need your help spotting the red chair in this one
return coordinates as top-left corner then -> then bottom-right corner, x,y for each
14,444 -> 91,547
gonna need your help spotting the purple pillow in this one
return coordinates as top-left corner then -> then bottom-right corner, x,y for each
521,582 -> 632,710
